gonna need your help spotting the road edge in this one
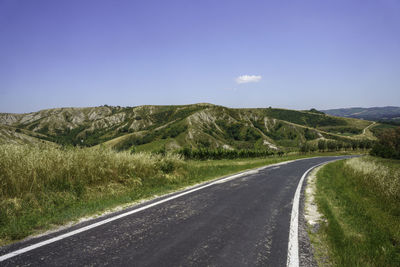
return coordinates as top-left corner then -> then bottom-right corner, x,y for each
286,158 -> 345,267
0,156 -> 330,262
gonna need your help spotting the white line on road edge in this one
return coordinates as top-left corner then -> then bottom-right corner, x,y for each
0,156 -> 341,263
286,160 -> 337,267
0,162 -> 277,262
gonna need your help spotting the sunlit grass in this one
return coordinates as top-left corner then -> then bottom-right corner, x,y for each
0,144 -> 185,244
0,144 -> 358,246
345,156 -> 400,200
314,157 -> 400,266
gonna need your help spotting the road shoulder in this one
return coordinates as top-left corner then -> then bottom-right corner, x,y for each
301,166 -> 333,267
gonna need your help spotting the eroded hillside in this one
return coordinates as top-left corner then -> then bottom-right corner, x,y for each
0,104 -> 376,151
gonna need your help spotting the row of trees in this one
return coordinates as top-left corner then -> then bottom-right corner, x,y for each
370,127 -> 400,159
177,147 -> 283,160
300,139 -> 374,153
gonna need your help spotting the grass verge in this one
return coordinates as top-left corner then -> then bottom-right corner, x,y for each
313,156 -> 400,266
0,144 -> 357,246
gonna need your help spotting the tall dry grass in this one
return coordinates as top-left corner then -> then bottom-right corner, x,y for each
0,144 -> 184,198
0,144 -> 350,244
0,144 -> 185,242
345,156 -> 400,201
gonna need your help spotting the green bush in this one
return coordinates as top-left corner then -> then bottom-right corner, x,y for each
370,127 -> 400,159
161,123 -> 187,139
304,128 -> 318,140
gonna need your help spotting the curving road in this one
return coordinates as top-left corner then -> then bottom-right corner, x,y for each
0,156 -> 352,266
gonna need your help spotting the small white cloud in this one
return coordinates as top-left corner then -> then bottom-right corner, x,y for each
235,75 -> 262,84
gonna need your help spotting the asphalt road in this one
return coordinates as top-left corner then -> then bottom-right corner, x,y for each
0,156 -> 352,266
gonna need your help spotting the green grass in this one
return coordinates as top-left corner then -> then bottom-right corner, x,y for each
371,123 -> 398,136
260,108 -> 348,128
318,126 -> 362,136
0,144 -> 358,246
314,157 -> 400,266
134,138 -> 170,152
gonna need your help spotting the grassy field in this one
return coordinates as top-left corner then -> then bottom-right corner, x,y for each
313,156 -> 400,266
0,144 -> 361,246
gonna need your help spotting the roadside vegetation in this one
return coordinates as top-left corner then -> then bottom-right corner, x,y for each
0,143 -> 357,246
370,126 -> 400,159
0,144 -> 186,244
314,157 -> 400,266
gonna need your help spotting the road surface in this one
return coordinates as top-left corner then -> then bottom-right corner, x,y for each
0,156 -> 352,266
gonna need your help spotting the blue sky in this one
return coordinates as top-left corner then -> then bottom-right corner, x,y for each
1,0 -> 399,113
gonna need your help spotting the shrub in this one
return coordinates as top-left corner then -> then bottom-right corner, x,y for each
318,140 -> 327,152
370,127 -> 400,159
304,128 -> 318,140
327,140 -> 337,151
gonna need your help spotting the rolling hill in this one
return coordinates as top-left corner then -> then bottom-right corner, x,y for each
0,104 -> 376,152
322,106 -> 400,121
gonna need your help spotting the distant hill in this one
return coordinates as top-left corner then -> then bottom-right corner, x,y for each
322,106 -> 400,122
0,104 -> 376,151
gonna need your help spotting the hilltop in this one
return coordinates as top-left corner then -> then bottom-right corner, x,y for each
0,104 -> 377,152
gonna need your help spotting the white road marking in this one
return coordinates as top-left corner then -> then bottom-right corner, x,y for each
211,170 -> 259,184
0,163 -> 269,262
0,157 -> 340,263
4,181 -> 214,262
286,159 -> 338,267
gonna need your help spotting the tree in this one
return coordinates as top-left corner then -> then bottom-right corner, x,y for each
309,144 -> 317,152
359,140 -> 366,150
336,142 -> 343,151
344,142 -> 352,151
370,127 -> 400,159
327,141 -> 337,151
300,143 -> 310,153
318,140 -> 327,152
351,140 -> 359,150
